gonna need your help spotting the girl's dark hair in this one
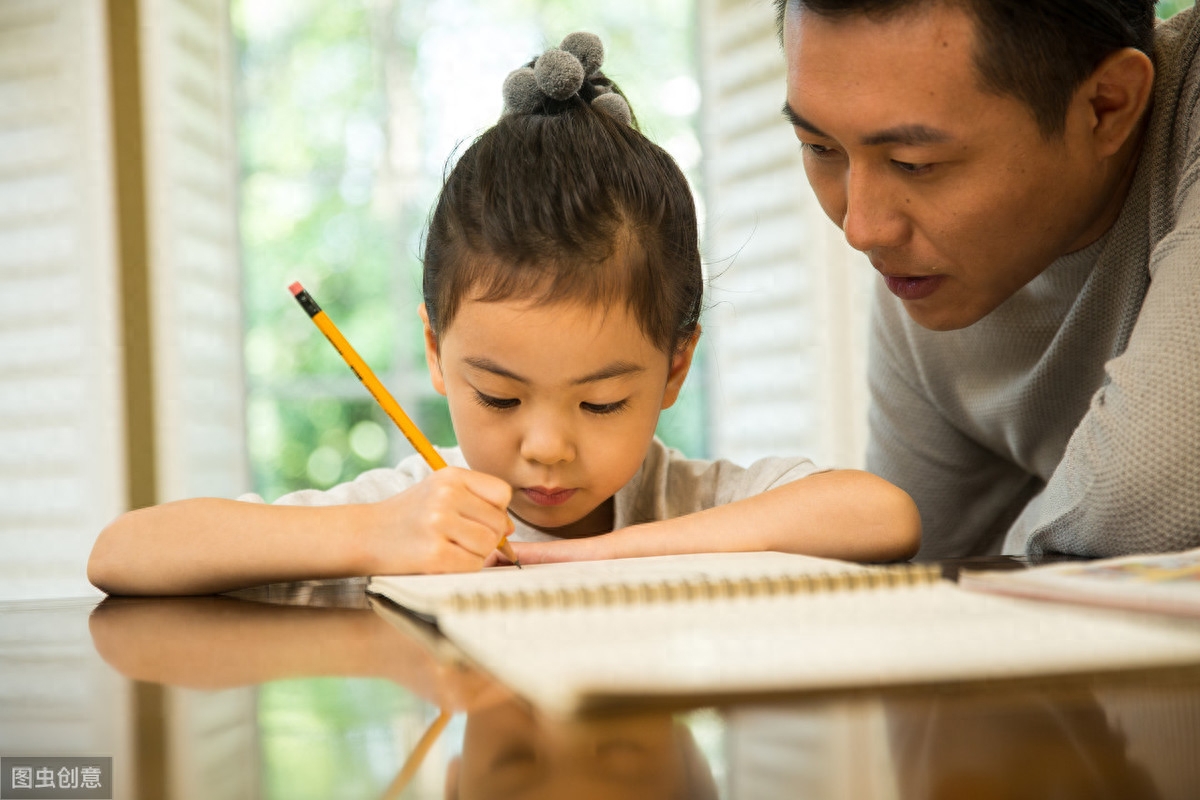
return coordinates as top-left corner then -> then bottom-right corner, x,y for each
775,0 -> 1157,137
422,73 -> 702,355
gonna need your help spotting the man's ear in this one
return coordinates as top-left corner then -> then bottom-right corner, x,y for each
419,303 -> 447,397
662,326 -> 700,410
1077,46 -> 1154,160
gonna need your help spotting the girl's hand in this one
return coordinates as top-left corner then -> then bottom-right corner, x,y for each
364,467 -> 513,574
491,535 -> 611,567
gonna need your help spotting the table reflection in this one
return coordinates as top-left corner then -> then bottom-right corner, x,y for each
87,591 -> 719,799
0,585 -> 1196,798
885,687 -> 1163,800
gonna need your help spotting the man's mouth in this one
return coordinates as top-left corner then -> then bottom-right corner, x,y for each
883,274 -> 945,301
522,487 -> 577,506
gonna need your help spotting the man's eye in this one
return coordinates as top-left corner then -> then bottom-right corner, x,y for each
892,160 -> 933,175
474,391 -> 519,410
803,142 -> 836,158
581,400 -> 628,415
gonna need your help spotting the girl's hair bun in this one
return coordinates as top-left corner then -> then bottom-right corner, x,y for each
591,92 -> 632,126
534,48 -> 585,100
501,32 -> 632,126
559,32 -> 604,75
502,67 -> 542,115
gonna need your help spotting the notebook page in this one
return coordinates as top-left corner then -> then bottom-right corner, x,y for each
367,551 -> 869,617
437,581 -> 1200,713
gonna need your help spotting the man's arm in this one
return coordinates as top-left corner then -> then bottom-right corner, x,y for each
1022,193 -> 1200,556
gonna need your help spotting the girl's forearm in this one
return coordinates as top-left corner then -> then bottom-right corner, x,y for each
601,470 -> 921,563
87,498 -> 374,596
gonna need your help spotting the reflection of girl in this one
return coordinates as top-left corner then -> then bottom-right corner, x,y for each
448,702 -> 717,800
89,594 -> 717,800
89,32 -> 918,596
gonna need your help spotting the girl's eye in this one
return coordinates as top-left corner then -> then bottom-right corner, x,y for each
581,399 -> 628,415
474,391 -> 519,410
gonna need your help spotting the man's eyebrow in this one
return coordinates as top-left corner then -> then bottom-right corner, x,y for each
782,102 -> 953,146
463,357 -> 645,385
782,102 -> 826,136
861,125 -> 953,146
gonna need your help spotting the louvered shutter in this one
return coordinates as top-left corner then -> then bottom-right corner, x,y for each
0,0 -> 125,599
0,0 -> 247,600
140,0 -> 247,502
699,0 -> 871,469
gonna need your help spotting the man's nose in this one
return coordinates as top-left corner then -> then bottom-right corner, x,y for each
841,167 -> 909,253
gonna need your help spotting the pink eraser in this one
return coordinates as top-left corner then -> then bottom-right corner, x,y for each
289,281 -> 304,296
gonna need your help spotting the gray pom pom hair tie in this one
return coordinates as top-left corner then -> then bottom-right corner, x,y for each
501,32 -> 633,125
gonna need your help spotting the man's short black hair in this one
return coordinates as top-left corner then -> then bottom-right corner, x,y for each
774,0 -> 1156,136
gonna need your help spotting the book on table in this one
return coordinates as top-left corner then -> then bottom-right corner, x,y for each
366,551 -> 1200,714
959,546 -> 1200,618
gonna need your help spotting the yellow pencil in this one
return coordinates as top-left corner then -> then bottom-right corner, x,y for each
290,281 -> 520,568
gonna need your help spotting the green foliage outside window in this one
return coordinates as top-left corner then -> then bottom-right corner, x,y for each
1160,1 -> 1195,19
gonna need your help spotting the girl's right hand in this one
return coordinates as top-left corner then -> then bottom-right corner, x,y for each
363,467 -> 513,574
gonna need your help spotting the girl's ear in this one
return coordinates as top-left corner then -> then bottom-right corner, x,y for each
662,326 -> 700,409
418,303 -> 448,397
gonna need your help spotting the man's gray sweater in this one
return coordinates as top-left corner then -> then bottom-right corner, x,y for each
867,9 -> 1200,559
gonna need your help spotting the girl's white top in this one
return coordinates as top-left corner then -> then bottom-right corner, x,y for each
239,437 -> 821,542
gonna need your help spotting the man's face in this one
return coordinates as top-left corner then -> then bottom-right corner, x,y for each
784,5 -> 1114,330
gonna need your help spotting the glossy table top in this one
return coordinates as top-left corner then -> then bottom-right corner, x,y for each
2,571 -> 1199,800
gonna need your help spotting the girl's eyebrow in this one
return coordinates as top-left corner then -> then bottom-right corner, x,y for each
573,361 -> 646,385
464,356 -> 645,385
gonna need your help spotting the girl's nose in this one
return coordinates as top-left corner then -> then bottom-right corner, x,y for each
520,417 -> 576,466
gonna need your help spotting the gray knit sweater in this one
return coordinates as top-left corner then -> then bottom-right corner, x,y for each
867,9 -> 1200,560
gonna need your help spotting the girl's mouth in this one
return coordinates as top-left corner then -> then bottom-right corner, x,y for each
522,487 -> 577,506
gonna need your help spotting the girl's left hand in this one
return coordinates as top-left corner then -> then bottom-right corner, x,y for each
484,536 -> 610,567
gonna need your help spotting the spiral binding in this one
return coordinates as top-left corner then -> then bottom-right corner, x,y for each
446,562 -> 944,613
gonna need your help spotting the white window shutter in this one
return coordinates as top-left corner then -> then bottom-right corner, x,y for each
699,0 -> 872,469
0,0 -> 247,600
140,0 -> 247,502
0,0 -> 125,599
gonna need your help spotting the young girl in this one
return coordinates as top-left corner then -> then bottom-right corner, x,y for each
88,33 -> 920,596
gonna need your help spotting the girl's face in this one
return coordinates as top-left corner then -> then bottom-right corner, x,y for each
448,701 -> 706,800
421,296 -> 696,537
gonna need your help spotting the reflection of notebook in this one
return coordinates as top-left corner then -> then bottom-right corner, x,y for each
367,594 -> 468,666
368,552 -> 1200,714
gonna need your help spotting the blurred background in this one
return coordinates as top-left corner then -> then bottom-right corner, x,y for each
2,0 -> 1194,601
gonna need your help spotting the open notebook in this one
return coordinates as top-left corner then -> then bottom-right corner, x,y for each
367,552 -> 1200,714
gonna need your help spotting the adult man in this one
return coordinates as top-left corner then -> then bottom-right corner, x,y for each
776,0 -> 1200,558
